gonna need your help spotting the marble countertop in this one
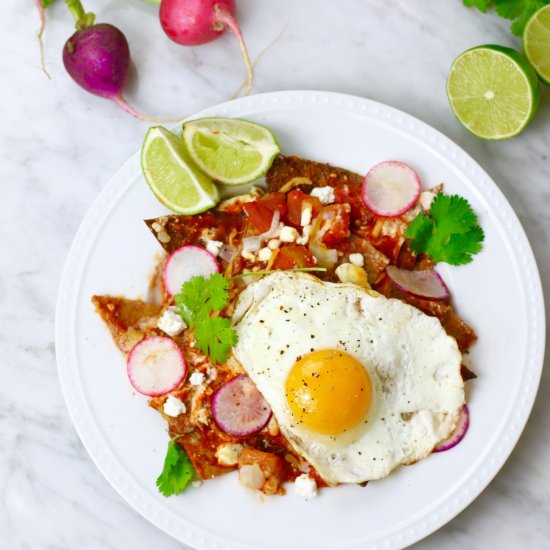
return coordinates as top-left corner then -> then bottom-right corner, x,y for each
2,0 -> 549,548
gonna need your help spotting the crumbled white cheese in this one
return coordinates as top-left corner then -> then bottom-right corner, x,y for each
335,263 -> 369,288
267,239 -> 281,250
157,309 -> 186,337
310,186 -> 335,205
195,408 -> 209,424
215,443 -> 244,466
189,371 -> 206,386
163,395 -> 187,417
206,366 -> 218,381
349,253 -> 364,267
279,226 -> 299,243
205,239 -> 223,256
294,474 -> 318,498
241,249 -> 256,262
258,247 -> 272,262
296,225 -> 312,246
300,204 -> 313,226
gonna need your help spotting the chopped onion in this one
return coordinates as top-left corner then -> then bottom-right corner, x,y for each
239,464 -> 265,490
218,244 -> 236,263
242,211 -> 281,253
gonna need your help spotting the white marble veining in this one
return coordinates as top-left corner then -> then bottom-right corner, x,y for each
1,0 -> 549,548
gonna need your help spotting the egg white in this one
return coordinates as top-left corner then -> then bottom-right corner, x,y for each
231,272 -> 465,484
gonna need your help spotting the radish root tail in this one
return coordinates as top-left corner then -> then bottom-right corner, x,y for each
113,96 -> 186,123
215,5 -> 254,96
36,0 -> 52,80
230,21 -> 288,99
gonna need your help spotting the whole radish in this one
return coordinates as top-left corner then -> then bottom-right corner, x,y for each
62,0 -> 180,121
159,0 -> 253,95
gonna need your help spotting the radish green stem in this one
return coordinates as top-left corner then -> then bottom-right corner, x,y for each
229,267 -> 327,281
113,96 -> 185,123
215,5 -> 253,96
65,0 -> 95,30
36,0 -> 52,80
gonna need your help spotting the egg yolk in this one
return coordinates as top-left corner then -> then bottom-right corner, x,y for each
285,349 -> 372,435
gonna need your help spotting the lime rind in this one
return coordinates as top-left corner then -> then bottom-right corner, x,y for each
182,117 -> 280,185
141,127 -> 219,215
523,5 -> 550,85
447,45 -> 540,140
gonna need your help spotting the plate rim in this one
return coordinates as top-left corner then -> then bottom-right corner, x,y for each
55,90 -> 545,550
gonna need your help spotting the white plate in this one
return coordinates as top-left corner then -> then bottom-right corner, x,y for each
56,91 -> 545,550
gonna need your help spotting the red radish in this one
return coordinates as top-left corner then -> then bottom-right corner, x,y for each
127,336 -> 187,396
211,375 -> 272,436
386,266 -> 450,301
159,0 -> 254,95
362,161 -> 421,217
62,0 -> 181,121
163,245 -> 221,296
434,405 -> 469,452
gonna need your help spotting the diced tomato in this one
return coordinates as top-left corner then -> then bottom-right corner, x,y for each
243,193 -> 287,233
333,183 -> 370,223
272,244 -> 316,270
285,190 -> 323,227
319,204 -> 351,246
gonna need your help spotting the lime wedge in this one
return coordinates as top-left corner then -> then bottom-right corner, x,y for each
182,117 -> 280,185
523,5 -> 550,85
141,127 -> 219,215
447,45 -> 540,140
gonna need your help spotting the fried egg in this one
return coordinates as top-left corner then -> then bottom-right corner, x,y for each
231,272 -> 464,485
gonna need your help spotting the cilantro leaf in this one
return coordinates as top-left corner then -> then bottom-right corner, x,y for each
175,273 -> 229,327
194,315 -> 238,365
463,0 -> 494,12
405,193 -> 484,265
174,273 -> 237,364
42,0 -> 57,7
463,0 -> 549,35
156,440 -> 195,497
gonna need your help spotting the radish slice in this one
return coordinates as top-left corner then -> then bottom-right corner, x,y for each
386,266 -> 449,301
211,375 -> 272,436
361,161 -> 421,217
127,336 -> 187,397
434,405 -> 469,453
163,245 -> 220,296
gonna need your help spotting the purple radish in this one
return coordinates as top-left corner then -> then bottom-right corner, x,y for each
159,0 -> 254,95
127,336 -> 187,396
211,375 -> 272,436
62,0 -> 180,121
385,266 -> 450,301
163,245 -> 221,296
433,405 -> 469,452
362,161 -> 421,217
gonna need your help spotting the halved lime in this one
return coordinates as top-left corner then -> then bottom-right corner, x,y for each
447,45 -> 540,140
523,5 -> 550,85
182,117 -> 280,185
141,127 -> 219,215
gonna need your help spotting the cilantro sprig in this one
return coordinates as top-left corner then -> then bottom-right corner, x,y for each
405,193 -> 484,265
175,273 -> 237,365
463,0 -> 549,35
156,440 -> 195,497
174,268 -> 327,365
